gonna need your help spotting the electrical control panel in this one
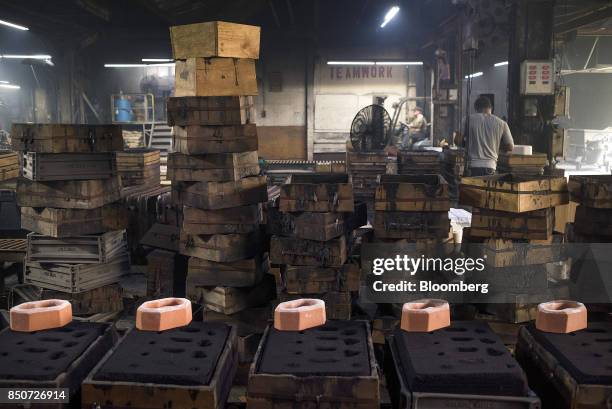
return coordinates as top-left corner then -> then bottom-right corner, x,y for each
520,60 -> 555,95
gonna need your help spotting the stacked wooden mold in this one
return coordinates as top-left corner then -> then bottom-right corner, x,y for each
269,174 -> 366,319
460,174 -> 570,323
0,150 -> 19,185
115,148 -> 161,187
12,123 -> 129,315
167,21 -> 275,320
0,151 -> 21,236
397,150 -> 441,175
567,175 -> 612,242
497,152 -> 548,175
441,147 -> 465,201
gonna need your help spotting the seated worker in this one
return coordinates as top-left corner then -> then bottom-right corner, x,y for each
400,106 -> 428,150
465,96 -> 514,176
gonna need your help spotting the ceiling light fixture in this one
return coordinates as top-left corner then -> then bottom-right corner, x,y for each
327,61 -> 375,65
494,61 -> 509,67
1,54 -> 51,60
0,19 -> 28,31
141,58 -> 174,62
380,6 -> 400,28
0,83 -> 20,89
375,61 -> 423,66
104,63 -> 175,68
464,72 -> 484,79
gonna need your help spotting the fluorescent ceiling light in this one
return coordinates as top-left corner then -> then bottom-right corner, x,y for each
494,61 -> 509,67
327,61 -> 375,65
142,58 -> 173,62
376,61 -> 423,66
1,54 -> 51,60
465,72 -> 484,79
0,80 -> 8,84
0,19 -> 28,31
380,6 -> 400,28
105,63 -> 175,68
0,83 -> 20,89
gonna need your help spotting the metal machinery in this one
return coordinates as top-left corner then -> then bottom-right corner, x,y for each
110,93 -> 156,147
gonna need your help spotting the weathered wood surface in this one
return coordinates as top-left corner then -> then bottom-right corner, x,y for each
116,148 -> 160,169
22,152 -> 116,181
182,204 -> 261,235
174,57 -> 257,97
0,151 -> 19,181
179,231 -> 260,262
498,153 -> 548,167
470,207 -> 553,240
375,174 -> 450,212
173,124 -> 258,155
167,96 -> 254,126
172,176 -> 268,210
280,262 -> 360,294
21,203 -> 128,238
280,173 -> 354,213
42,283 -> 123,315
465,234 -> 564,267
146,249 -> 176,298
187,253 -> 269,288
17,177 -> 122,209
269,235 -> 347,267
140,223 -> 180,252
170,21 -> 260,59
167,151 -> 259,182
11,123 -> 123,153
573,205 -> 612,236
460,175 -> 568,213
397,151 -> 441,175
373,211 -> 450,240
568,175 -> 612,208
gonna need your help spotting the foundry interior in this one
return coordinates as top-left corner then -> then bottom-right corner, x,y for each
0,1 -> 612,408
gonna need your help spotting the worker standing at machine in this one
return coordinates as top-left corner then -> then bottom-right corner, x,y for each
400,106 -> 428,149
464,96 -> 514,176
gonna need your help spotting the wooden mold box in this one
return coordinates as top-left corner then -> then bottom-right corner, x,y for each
22,152 -> 116,182
140,223 -> 180,252
167,151 -> 260,182
174,57 -> 257,97
21,203 -> 128,238
498,152 -> 548,168
11,123 -> 123,153
179,231 -> 260,263
470,207 -> 554,241
183,204 -> 262,235
187,253 -> 269,288
172,176 -> 268,210
0,151 -> 19,181
568,175 -> 612,208
460,174 -> 568,213
280,173 -> 354,213
170,21 -> 260,59
17,177 -> 122,210
82,322 -> 238,409
247,320 -> 379,408
281,262 -> 360,294
167,96 -> 254,127
173,124 -> 258,154
41,283 -> 123,315
373,210 -> 450,240
26,230 -> 127,265
115,148 -> 160,170
375,174 -> 450,212
270,235 -> 347,267
0,322 -> 116,409
573,205 -> 612,237
146,249 -> 179,298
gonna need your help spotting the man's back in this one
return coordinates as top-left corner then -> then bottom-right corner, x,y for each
467,113 -> 513,169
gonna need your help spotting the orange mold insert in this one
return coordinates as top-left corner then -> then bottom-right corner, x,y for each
10,299 -> 72,332
536,300 -> 587,334
274,298 -> 326,331
136,297 -> 192,331
401,299 -> 450,332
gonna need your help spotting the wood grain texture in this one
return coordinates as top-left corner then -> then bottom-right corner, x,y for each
174,58 -> 257,97
170,21 -> 260,59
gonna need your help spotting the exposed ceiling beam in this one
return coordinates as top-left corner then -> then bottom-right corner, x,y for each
555,4 -> 612,35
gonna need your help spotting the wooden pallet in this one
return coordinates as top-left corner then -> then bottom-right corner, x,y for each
11,123 -> 123,153
22,152 -> 116,181
167,96 -> 254,126
280,173 -> 354,213
168,151 -> 260,182
26,230 -> 127,264
172,176 -> 268,210
375,174 -> 450,212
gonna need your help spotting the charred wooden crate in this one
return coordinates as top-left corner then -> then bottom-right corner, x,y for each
170,20 -> 260,59
465,234 -> 564,268
187,253 -> 269,288
22,152 -> 116,182
167,96 -> 254,127
346,150 -> 390,197
41,283 -> 123,315
470,207 -> 554,240
25,251 -> 130,293
278,262 -> 360,294
397,151 -> 441,175
276,291 -> 352,320
0,150 -> 19,181
21,203 -> 128,238
568,175 -> 612,208
460,174 -> 569,213
115,148 -> 160,187
498,153 -> 548,175
373,211 -> 450,240
82,322 -> 238,409
172,176 -> 268,210
375,174 -> 450,212
442,148 -> 465,177
140,223 -> 180,252
270,235 -> 347,267
0,321 -> 116,409
247,320 -> 379,408
384,320 -> 540,409
173,123 -> 258,154
122,184 -> 172,252
516,323 -> 612,409
180,231 -> 261,263
168,151 -> 260,182
17,177 -> 122,210
11,123 -> 123,153
183,204 -> 262,235
280,173 -> 354,213
26,230 -> 127,265
267,201 -> 367,242
189,274 -> 276,315
573,205 -> 612,237
174,57 -> 257,97
146,249 -> 177,297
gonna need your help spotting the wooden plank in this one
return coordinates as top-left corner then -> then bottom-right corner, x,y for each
174,58 -> 257,97
173,124 -> 258,154
373,211 -> 450,240
375,174 -> 450,212
172,176 -> 268,210
568,175 -> 612,208
17,177 -> 122,209
170,21 -> 260,59
167,96 -> 253,126
465,234 -> 564,267
469,207 -> 553,240
187,253 -> 269,288
167,151 -> 260,182
115,149 -> 160,169
269,235 -> 347,267
179,231 -> 260,262
22,152 -> 116,181
281,262 -> 360,294
11,123 -> 123,153
182,204 -> 261,235
21,203 -> 128,238
0,151 -> 19,182
280,173 -> 354,213
498,153 -> 548,167
460,175 -> 568,213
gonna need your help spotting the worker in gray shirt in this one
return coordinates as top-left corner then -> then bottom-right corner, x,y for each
464,96 -> 514,176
